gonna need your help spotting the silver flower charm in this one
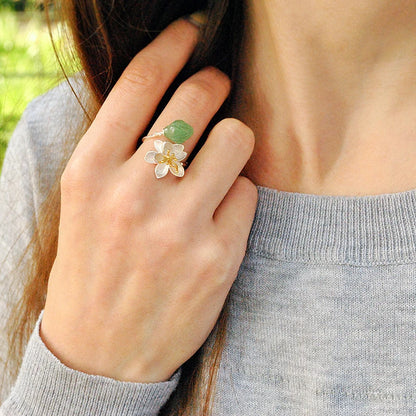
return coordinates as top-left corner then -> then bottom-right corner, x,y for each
144,140 -> 187,179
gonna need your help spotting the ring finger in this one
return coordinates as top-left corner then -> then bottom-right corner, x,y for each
127,66 -> 231,184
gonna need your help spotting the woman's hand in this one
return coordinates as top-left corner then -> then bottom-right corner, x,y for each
40,17 -> 257,383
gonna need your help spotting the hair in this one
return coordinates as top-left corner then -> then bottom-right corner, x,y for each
2,0 -> 247,414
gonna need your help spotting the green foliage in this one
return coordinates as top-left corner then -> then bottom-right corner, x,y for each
0,9 -> 61,168
0,1 -> 38,12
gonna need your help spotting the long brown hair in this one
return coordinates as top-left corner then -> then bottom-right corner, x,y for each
2,0 -> 247,414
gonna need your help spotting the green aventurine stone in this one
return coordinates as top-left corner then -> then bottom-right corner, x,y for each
163,120 -> 194,144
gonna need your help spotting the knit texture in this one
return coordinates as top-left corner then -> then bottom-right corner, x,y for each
1,80 -> 416,415
1,313 -> 180,416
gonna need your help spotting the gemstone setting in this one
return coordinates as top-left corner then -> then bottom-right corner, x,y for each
163,120 -> 194,144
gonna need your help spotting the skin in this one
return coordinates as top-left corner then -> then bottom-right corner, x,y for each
239,0 -> 416,195
41,1 -> 416,382
41,19 -> 258,383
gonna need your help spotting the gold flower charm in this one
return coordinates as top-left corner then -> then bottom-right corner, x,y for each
144,140 -> 187,179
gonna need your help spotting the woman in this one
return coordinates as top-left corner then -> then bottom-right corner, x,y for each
1,0 -> 416,414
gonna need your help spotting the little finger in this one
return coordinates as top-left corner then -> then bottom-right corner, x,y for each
183,118 -> 255,215
214,176 -> 258,249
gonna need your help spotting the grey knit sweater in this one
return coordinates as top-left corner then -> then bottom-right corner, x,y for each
1,80 -> 416,415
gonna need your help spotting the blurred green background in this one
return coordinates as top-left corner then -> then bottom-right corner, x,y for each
0,0 -> 62,168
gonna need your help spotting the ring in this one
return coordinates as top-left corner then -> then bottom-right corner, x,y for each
143,120 -> 193,179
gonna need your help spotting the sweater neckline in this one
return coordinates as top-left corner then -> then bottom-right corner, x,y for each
247,185 -> 416,265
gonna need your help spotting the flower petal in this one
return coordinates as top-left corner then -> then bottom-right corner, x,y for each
155,153 -> 165,163
155,163 -> 169,178
172,143 -> 185,153
144,151 -> 157,163
163,141 -> 174,154
174,151 -> 187,161
169,161 -> 185,177
154,140 -> 165,153
172,144 -> 187,161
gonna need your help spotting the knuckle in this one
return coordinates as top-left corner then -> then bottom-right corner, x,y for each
60,156 -> 91,194
105,183 -> 143,225
177,78 -> 217,110
175,68 -> 230,110
215,118 -> 255,153
199,240 -> 230,285
235,176 -> 259,200
202,66 -> 231,96
197,241 -> 219,267
210,236 -> 245,284
212,236 -> 232,261
207,264 -> 231,288
202,66 -> 232,94
105,116 -> 134,137
120,56 -> 162,93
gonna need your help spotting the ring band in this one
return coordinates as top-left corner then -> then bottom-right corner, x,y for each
143,120 -> 193,179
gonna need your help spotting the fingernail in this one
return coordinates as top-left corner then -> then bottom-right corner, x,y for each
183,11 -> 208,30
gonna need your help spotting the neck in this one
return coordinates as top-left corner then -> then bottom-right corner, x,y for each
236,0 -> 416,195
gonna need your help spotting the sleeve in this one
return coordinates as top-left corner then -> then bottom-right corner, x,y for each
0,313 -> 181,416
0,95 -> 181,415
0,112 -> 36,398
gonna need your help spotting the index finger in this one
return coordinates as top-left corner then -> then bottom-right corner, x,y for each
82,17 -> 201,162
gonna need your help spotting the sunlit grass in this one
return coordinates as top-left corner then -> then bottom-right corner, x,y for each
0,8 -> 63,167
